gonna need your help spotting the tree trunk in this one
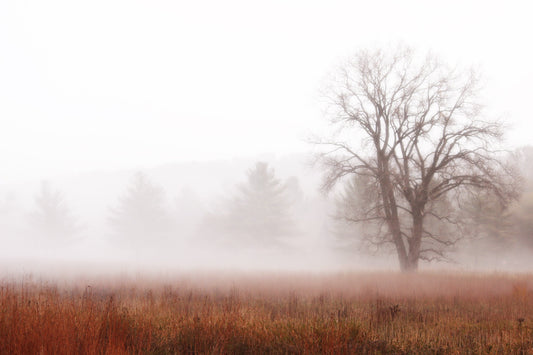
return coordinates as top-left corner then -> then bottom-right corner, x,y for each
377,164 -> 410,271
405,210 -> 424,272
402,259 -> 418,272
391,217 -> 410,272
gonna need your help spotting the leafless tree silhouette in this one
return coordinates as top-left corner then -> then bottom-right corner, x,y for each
316,46 -> 521,271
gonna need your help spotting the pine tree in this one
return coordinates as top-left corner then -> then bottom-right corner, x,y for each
225,162 -> 294,245
28,181 -> 79,242
108,172 -> 171,247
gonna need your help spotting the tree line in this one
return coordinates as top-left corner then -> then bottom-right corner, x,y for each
0,162 -> 302,250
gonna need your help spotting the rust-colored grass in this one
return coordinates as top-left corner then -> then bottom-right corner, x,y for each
1,272 -> 533,354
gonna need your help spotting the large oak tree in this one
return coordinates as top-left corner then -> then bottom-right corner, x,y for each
317,46 -> 520,271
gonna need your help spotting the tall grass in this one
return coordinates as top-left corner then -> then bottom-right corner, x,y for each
1,272 -> 532,354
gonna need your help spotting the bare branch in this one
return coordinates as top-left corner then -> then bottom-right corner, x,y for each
316,45 -> 522,272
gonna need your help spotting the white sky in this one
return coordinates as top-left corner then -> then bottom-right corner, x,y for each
1,0 -> 532,183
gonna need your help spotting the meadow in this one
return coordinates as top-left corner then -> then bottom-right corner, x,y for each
1,272 -> 532,354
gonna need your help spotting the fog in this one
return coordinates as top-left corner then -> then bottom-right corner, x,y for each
1,0 -> 533,278
0,155 -> 381,275
2,153 -> 533,278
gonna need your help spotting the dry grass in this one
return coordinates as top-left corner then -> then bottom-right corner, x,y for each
1,272 -> 533,354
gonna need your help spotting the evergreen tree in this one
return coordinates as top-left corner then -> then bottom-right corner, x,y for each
28,181 -> 79,242
108,172 -> 171,247
221,162 -> 294,246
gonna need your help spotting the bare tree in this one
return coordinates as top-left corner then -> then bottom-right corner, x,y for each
316,46 -> 520,271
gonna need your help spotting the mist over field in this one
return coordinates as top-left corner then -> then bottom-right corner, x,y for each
1,150 -> 533,279
0,155 -> 374,276
1,0 -> 533,278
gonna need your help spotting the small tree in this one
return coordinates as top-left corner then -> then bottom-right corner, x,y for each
213,162 -> 295,246
28,181 -> 79,242
317,46 -> 520,271
512,191 -> 533,249
334,174 -> 386,252
507,146 -> 533,249
462,189 -> 513,245
108,172 -> 171,247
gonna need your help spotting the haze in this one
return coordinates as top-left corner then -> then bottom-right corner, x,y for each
1,0 -> 533,277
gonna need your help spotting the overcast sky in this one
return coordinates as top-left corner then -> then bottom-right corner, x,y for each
1,0 -> 532,183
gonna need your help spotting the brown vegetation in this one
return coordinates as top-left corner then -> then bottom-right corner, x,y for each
1,272 -> 533,354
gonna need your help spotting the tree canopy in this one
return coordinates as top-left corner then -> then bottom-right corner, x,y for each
317,46 -> 520,271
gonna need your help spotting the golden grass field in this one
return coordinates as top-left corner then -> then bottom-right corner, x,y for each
1,272 -> 532,354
